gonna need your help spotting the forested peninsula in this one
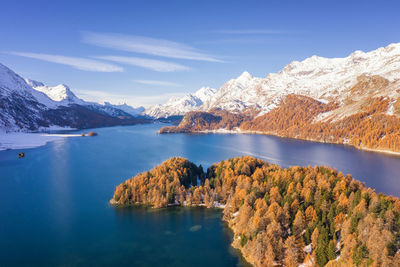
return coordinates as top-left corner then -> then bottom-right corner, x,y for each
110,156 -> 400,266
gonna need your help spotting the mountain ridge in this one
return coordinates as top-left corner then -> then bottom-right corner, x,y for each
148,42 -> 400,118
159,42 -> 400,153
0,63 -> 148,132
144,86 -> 216,118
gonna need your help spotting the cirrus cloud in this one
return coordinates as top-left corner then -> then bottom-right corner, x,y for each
8,51 -> 124,72
134,80 -> 182,87
95,55 -> 190,72
216,29 -> 284,35
82,32 -> 224,62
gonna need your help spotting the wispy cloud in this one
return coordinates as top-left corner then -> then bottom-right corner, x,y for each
9,52 -> 124,72
195,38 -> 271,45
216,29 -> 284,35
75,89 -> 186,107
95,55 -> 190,72
134,80 -> 182,87
82,32 -> 223,62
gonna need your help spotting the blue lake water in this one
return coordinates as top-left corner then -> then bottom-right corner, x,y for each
1,123 -> 400,266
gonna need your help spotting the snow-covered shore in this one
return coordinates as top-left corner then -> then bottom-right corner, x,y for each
0,132 -> 81,151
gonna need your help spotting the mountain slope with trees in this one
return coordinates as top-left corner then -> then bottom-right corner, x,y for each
156,43 -> 400,154
160,75 -> 400,153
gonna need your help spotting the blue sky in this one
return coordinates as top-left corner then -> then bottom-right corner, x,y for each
1,0 -> 399,107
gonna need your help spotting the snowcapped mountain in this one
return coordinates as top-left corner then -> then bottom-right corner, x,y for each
201,71 -> 265,112
144,87 -> 216,118
0,63 -> 57,131
26,79 -> 85,105
0,63 -> 148,132
160,43 -> 400,154
149,42 -> 400,119
0,64 -> 58,109
25,78 -> 145,118
203,43 -> 400,115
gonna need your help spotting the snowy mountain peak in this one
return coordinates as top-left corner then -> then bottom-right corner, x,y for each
193,87 -> 217,101
0,63 -> 34,93
181,42 -> 400,115
144,86 -> 217,118
25,79 -> 45,88
0,63 -> 57,108
236,71 -> 253,82
27,80 -> 83,104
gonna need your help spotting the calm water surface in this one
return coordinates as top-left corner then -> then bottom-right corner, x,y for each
1,123 -> 400,266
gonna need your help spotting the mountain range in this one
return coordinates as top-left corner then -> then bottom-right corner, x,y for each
159,43 -> 400,153
0,63 -> 147,132
152,43 -> 400,117
2,42 -> 400,153
144,87 -> 216,118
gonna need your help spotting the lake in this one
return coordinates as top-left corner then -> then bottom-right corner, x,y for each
1,123 -> 400,266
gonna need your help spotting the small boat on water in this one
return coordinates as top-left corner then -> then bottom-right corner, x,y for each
18,152 -> 25,158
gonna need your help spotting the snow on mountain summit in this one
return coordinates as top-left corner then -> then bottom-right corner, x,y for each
25,79 -> 45,88
202,42 -> 400,114
26,79 -> 84,105
193,87 -> 217,102
24,78 -> 144,117
0,63 -> 57,108
144,86 -> 217,118
0,63 -> 149,132
201,71 -> 264,111
146,42 -> 400,118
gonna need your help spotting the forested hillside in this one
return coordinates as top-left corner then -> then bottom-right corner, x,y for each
111,156 -> 400,266
160,75 -> 400,153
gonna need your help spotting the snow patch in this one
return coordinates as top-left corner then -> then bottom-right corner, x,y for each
0,132 -> 80,151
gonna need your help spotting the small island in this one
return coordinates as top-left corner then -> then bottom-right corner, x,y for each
111,156 -> 400,266
87,131 -> 98,136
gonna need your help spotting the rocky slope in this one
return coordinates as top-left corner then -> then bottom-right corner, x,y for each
0,63 -> 148,132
